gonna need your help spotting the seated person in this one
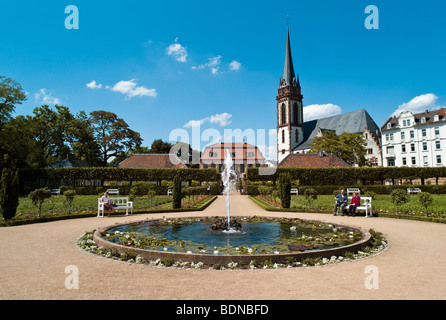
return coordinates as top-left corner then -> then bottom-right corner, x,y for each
348,192 -> 361,217
334,189 -> 348,216
101,191 -> 115,217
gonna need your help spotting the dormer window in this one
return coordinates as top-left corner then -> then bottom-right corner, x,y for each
434,115 -> 439,122
421,117 -> 426,124
387,123 -> 392,129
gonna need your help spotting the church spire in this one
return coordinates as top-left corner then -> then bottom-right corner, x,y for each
281,26 -> 299,88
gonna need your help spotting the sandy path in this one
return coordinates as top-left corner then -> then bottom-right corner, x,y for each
1,194 -> 445,300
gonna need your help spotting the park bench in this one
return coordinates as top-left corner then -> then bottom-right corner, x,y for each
106,189 -> 119,195
347,188 -> 361,195
407,188 -> 421,195
97,197 -> 133,217
51,189 -> 61,195
167,189 -> 173,195
290,188 -> 298,195
335,196 -> 373,217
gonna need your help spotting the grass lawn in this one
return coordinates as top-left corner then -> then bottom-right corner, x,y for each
1,194 -> 215,225
253,194 -> 446,220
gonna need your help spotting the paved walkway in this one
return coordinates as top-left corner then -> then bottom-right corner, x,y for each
1,194 -> 446,300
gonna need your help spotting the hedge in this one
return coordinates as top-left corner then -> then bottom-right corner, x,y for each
247,167 -> 446,185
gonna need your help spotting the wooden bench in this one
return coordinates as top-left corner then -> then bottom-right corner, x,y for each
106,189 -> 119,195
347,188 -> 361,195
290,188 -> 298,195
335,196 -> 373,217
98,197 -> 133,217
51,189 -> 61,195
407,188 -> 421,195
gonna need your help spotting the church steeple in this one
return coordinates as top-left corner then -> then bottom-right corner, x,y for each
277,24 -> 304,164
281,27 -> 299,88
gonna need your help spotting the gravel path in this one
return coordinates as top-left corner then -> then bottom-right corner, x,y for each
1,194 -> 445,300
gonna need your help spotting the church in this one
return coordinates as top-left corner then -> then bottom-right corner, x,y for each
276,27 -> 382,167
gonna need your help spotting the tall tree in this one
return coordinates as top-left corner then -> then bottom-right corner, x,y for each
149,139 -> 173,154
309,131 -> 367,166
0,168 -> 19,221
89,110 -> 142,166
0,76 -> 27,125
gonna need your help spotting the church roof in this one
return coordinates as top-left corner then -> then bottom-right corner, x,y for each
294,109 -> 381,151
279,153 -> 350,168
281,27 -> 299,88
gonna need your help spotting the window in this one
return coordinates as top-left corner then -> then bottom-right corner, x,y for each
435,127 -> 440,136
411,144 -> 415,152
209,151 -> 218,158
434,115 -> 439,121
410,131 -> 415,139
436,141 -> 441,150
231,152 -> 236,158
403,120 -> 407,126
402,157 -> 407,166
385,134 -> 390,142
421,117 -> 426,124
282,130 -> 285,143
281,104 -> 286,125
402,145 -> 406,153
422,129 -> 427,137
423,156 -> 428,165
366,148 -> 373,155
437,155 -> 442,164
387,123 -> 392,129
390,133 -> 394,141
423,142 -> 428,151
412,157 -> 416,165
407,120 -> 411,126
282,149 -> 285,155
293,103 -> 298,124
295,129 -> 299,143
387,159 -> 395,167
401,132 -> 405,140
386,146 -> 394,155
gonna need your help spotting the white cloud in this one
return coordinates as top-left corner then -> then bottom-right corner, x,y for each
229,60 -> 241,71
392,93 -> 439,116
166,38 -> 188,62
34,88 -> 62,105
192,55 -> 222,74
184,112 -> 232,128
209,112 -> 232,126
303,103 -> 342,121
86,80 -> 103,89
108,79 -> 157,99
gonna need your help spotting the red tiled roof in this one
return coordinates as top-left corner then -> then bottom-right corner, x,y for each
279,153 -> 350,168
118,154 -> 187,169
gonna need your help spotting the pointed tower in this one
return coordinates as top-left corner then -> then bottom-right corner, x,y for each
277,26 -> 304,164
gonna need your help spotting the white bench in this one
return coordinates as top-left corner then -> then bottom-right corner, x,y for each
51,189 -> 61,195
290,188 -> 298,195
347,188 -> 361,195
407,188 -> 421,194
106,189 -> 119,195
335,196 -> 373,217
167,189 -> 173,195
97,197 -> 133,217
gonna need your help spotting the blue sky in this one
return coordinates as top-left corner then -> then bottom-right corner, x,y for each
1,0 -> 446,160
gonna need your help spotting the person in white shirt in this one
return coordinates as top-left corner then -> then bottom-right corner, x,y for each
101,192 -> 115,217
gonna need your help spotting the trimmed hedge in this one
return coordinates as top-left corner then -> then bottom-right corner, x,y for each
247,167 -> 446,185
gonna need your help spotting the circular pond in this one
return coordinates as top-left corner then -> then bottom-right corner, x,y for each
93,216 -> 372,266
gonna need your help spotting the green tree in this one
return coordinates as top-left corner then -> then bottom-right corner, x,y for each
389,189 -> 409,215
64,190 -> 76,215
418,192 -> 433,217
0,168 -> 19,221
304,188 -> 318,209
172,175 -> 182,209
89,110 -> 143,166
149,139 -> 173,154
147,189 -> 156,210
0,76 -> 27,125
309,131 -> 366,166
29,188 -> 52,218
278,172 -> 291,208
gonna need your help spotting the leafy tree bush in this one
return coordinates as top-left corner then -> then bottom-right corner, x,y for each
278,173 -> 291,209
0,168 -> 19,221
64,189 -> 76,215
172,175 -> 182,209
29,187 -> 52,217
390,189 -> 409,215
304,188 -> 318,209
418,192 -> 433,217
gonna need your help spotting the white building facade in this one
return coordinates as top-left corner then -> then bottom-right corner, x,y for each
381,109 -> 446,167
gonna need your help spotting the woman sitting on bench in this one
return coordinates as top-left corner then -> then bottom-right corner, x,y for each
348,192 -> 361,217
101,192 -> 115,217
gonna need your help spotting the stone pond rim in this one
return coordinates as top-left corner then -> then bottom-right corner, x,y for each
92,216 -> 373,266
